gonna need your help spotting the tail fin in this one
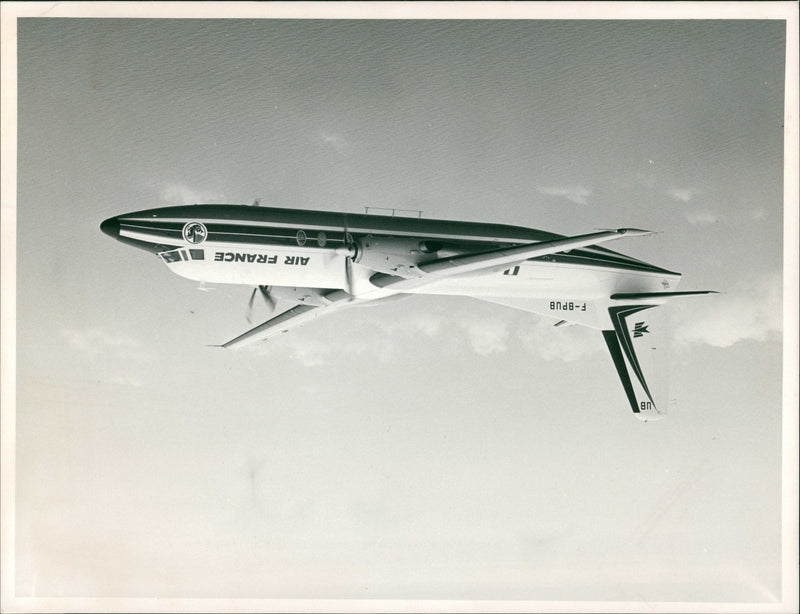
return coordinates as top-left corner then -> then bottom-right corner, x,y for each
603,305 -> 666,422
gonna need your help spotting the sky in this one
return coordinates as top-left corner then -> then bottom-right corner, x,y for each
2,3 -> 797,612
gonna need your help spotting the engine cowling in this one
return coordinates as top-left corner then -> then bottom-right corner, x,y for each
354,236 -> 440,276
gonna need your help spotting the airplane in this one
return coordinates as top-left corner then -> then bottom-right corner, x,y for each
100,204 -> 715,421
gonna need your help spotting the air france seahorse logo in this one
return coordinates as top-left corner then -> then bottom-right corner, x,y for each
182,222 -> 208,244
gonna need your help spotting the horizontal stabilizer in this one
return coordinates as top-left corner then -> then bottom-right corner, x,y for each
611,290 -> 718,300
370,228 -> 654,292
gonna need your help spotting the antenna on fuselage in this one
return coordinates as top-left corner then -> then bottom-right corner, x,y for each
252,198 -> 261,207
364,206 -> 423,218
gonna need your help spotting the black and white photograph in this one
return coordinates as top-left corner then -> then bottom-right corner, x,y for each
1,2 -> 798,612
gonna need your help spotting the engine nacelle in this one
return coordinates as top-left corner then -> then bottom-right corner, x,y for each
354,235 -> 440,276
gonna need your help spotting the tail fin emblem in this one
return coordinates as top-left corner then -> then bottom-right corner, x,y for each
633,322 -> 650,338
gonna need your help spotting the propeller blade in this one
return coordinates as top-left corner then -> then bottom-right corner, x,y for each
246,288 -> 258,323
345,256 -> 354,296
341,222 -> 356,296
246,286 -> 277,323
259,285 -> 276,312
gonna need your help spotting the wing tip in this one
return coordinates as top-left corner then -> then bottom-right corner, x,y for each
617,228 -> 655,236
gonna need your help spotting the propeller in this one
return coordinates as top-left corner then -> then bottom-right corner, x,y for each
344,252 -> 354,295
339,221 -> 357,296
246,285 -> 276,323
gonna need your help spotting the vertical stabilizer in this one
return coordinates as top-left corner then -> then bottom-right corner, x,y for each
603,305 -> 666,421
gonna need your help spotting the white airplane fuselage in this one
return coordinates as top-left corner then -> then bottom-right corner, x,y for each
101,204 -> 681,330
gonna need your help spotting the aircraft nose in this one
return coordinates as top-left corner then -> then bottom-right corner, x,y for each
100,216 -> 120,239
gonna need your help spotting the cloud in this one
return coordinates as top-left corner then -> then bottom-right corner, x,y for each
363,305 -> 512,357
461,319 -> 510,355
518,318 -> 601,362
242,308 -> 441,366
159,183 -> 225,205
61,327 -> 149,361
667,187 -> 697,203
537,185 -> 592,205
253,300 -> 602,367
685,208 -> 718,225
61,328 -> 151,386
673,272 -> 782,348
287,339 -> 332,367
319,131 -> 348,155
667,187 -> 718,224
368,309 -> 444,339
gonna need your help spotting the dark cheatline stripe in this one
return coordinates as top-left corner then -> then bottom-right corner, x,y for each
603,330 -> 640,413
116,205 -> 674,274
205,223 -> 296,238
543,253 -> 677,275
120,223 -> 183,240
122,221 -> 185,231
210,232 -> 299,247
207,224 -> 349,246
569,248 -> 660,268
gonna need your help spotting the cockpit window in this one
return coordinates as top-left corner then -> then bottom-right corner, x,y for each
160,249 -> 205,263
160,250 -> 182,264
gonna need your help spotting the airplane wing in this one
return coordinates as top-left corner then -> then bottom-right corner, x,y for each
220,290 -> 354,349
370,228 -> 652,292
221,229 -> 652,349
